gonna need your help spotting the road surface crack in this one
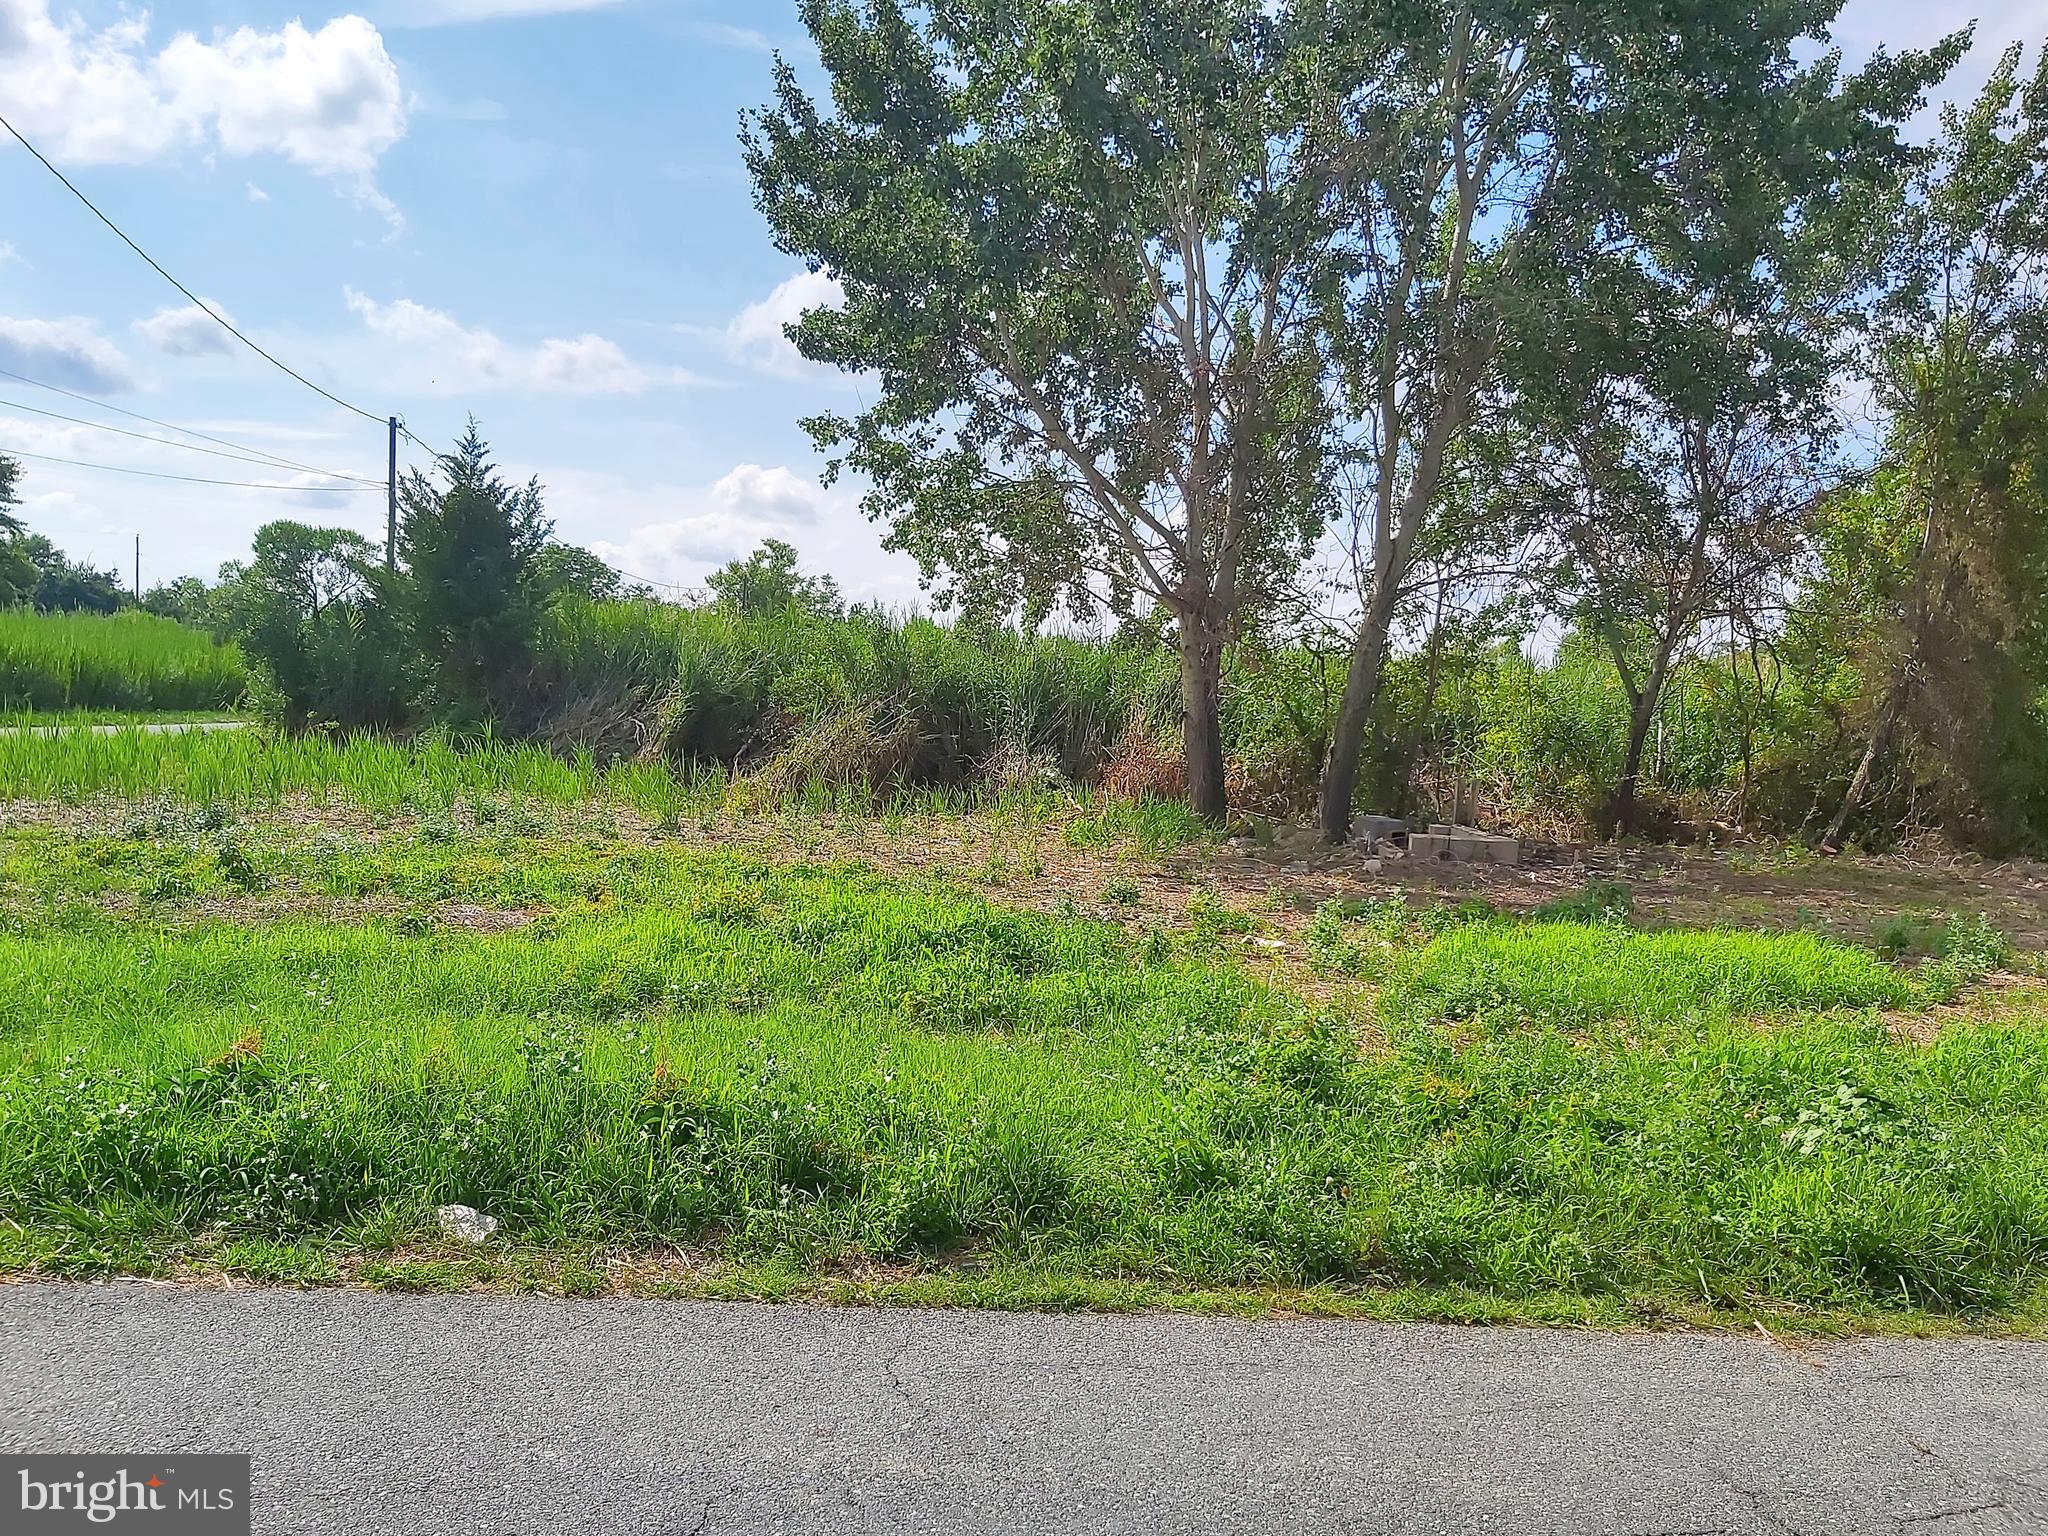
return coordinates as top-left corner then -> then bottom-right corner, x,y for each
1710,1468 -> 1805,1535
881,1342 -> 934,1422
679,1491 -> 718,1536
1893,1493 -> 2014,1530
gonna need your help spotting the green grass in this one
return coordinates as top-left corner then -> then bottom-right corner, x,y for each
1386,923 -> 1916,1029
0,610 -> 247,713
0,726 -> 616,810
0,724 -> 1200,844
1,823 -> 2043,1326
0,708 -> 250,728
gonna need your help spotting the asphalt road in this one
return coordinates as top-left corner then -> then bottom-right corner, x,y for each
3,1282 -> 2045,1535
9,720 -> 248,736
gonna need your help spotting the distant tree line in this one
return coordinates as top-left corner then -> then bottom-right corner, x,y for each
0,424 -> 848,735
0,461 -> 133,615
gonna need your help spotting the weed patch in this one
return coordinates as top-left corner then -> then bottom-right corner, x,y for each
0,832 -> 2042,1322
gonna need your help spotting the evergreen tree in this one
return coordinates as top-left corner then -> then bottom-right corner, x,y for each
397,422 -> 553,719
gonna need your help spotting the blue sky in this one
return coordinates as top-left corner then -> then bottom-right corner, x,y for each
0,0 -> 2040,602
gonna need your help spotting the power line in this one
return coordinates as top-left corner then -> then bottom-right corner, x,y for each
0,395 -> 385,484
2,446 -> 384,493
605,561 -> 692,594
398,422 -> 457,462
0,111 -> 387,425
0,366 -> 383,482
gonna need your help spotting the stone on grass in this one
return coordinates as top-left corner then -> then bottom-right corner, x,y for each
436,1204 -> 499,1244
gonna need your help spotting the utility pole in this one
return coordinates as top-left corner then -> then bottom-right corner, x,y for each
133,535 -> 140,604
386,416 -> 400,571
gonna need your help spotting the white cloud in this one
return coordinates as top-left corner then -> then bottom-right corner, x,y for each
0,2 -> 406,225
589,464 -> 859,582
245,182 -> 270,204
705,464 -> 835,526
344,288 -> 692,395
399,0 -> 632,23
0,316 -> 135,393
726,270 -> 848,379
688,21 -> 778,54
134,301 -> 235,358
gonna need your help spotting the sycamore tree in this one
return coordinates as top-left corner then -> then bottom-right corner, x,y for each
1529,396 -> 1826,837
1818,44 -> 2048,851
744,0 -> 1337,818
1306,0 -> 1957,840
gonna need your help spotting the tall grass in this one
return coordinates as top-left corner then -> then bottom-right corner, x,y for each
0,724 -> 1189,837
0,726 -> 606,811
534,601 -> 1824,829
538,599 -> 1177,781
0,610 -> 247,713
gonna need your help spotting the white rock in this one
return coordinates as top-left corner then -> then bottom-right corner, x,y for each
436,1203 -> 499,1244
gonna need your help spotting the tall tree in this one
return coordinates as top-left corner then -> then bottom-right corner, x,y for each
0,451 -> 21,538
141,576 -> 214,626
1535,400 -> 1823,837
398,422 -> 553,720
1308,0 -> 1957,840
1506,115 -> 1909,839
744,0 -> 1336,819
0,453 -> 31,606
210,522 -> 408,728
707,538 -> 844,619
1820,44 -> 2048,850
534,543 -> 634,605
14,535 -> 125,614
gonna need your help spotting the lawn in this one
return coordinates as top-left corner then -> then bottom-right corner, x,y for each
1,799 -> 2043,1332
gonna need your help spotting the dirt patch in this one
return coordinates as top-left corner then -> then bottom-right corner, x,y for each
1879,974 -> 2048,1045
439,902 -> 543,933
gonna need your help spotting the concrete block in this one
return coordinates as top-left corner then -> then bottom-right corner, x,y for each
1409,832 -> 1520,866
1350,814 -> 1408,849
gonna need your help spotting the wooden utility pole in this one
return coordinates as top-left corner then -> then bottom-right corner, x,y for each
133,535 -> 139,603
386,416 -> 400,570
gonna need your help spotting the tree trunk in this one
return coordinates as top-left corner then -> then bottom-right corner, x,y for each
1821,678 -> 1904,851
1318,568 -> 1401,843
1608,692 -> 1657,839
1602,629 -> 1681,840
1179,618 -> 1228,823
